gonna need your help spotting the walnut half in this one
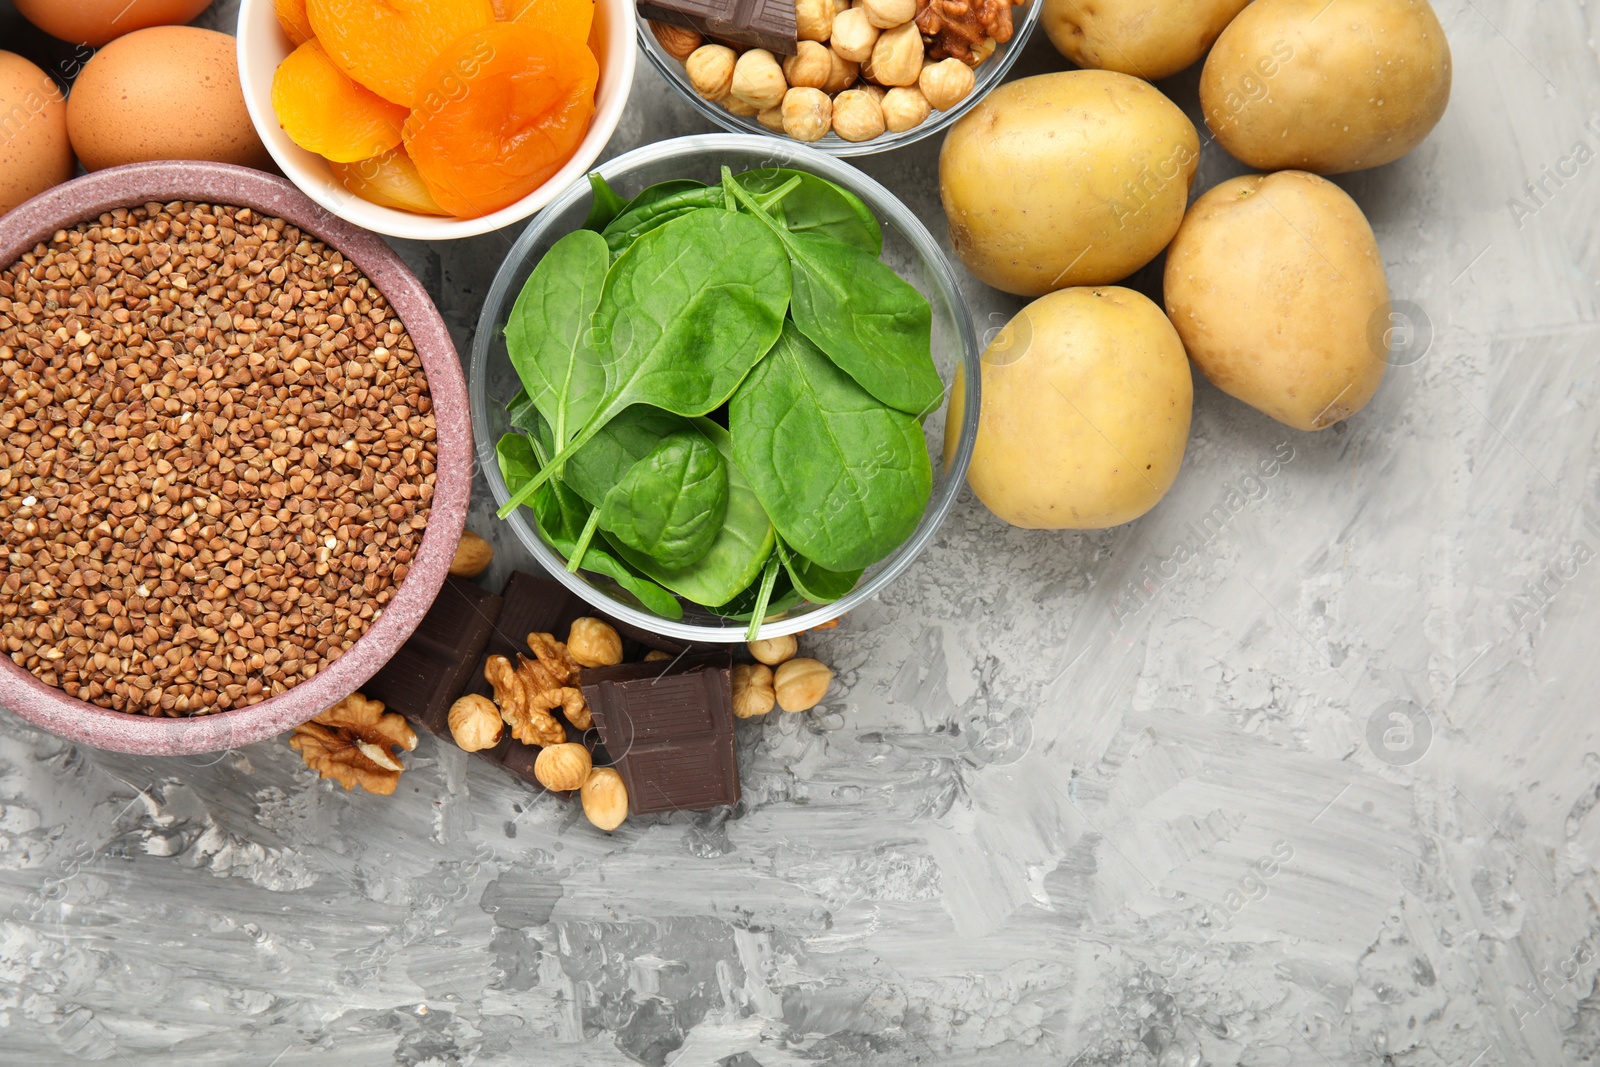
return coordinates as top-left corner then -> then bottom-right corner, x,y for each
485,654 -> 576,747
916,0 -> 1014,65
289,693 -> 418,795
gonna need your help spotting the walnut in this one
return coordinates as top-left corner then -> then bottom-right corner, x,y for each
732,662 -> 776,718
525,631 -> 579,683
449,529 -> 493,578
917,0 -> 1012,64
535,743 -> 593,791
485,654 -> 573,747
567,617 -> 623,668
289,693 -> 417,795
774,657 -> 833,711
448,694 -> 503,751
582,767 -> 629,831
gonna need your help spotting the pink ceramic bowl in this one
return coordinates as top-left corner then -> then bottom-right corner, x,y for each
0,161 -> 471,755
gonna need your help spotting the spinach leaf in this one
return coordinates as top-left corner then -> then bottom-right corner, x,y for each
604,418 -> 775,607
497,207 -> 791,516
734,168 -> 881,255
598,430 -> 728,569
601,181 -> 720,255
583,173 -> 627,231
503,228 -> 609,449
497,432 -> 683,619
710,570 -> 804,622
561,405 -> 691,506
725,174 -> 943,418
730,322 -> 932,573
776,536 -> 862,603
506,387 -> 542,434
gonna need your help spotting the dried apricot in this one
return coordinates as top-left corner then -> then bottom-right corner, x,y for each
497,0 -> 596,41
274,0 -> 313,44
272,39 -> 409,163
307,0 -> 494,107
403,22 -> 598,218
330,147 -> 449,215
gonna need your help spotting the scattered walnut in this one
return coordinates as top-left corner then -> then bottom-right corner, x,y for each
795,0 -> 835,41
485,654 -> 572,747
832,89 -> 886,141
732,662 -> 777,718
822,50 -> 860,94
535,743 -> 593,792
748,635 -> 797,665
582,767 -> 629,831
774,657 -> 833,711
783,40 -> 834,89
866,21 -> 922,86
567,618 -> 623,668
650,20 -> 703,60
861,0 -> 915,29
448,694 -> 503,751
829,7 -> 879,63
882,85 -> 931,131
686,44 -> 737,101
289,693 -> 418,795
732,48 -> 788,110
919,56 -> 976,110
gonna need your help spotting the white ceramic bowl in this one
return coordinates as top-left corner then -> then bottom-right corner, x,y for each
235,0 -> 636,240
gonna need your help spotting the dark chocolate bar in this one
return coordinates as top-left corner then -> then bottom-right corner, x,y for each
360,577 -> 503,738
639,0 -> 798,55
580,651 -> 740,814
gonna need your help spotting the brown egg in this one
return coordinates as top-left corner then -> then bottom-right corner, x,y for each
0,51 -> 75,215
66,27 -> 270,171
15,0 -> 215,48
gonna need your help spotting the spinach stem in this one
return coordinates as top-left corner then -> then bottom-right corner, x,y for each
753,176 -> 803,211
723,172 -> 798,251
744,554 -> 781,641
567,507 -> 602,573
496,407 -> 611,517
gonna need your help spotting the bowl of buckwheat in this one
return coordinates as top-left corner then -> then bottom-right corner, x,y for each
0,160 -> 472,756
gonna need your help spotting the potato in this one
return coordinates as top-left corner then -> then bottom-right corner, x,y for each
939,71 -> 1199,297
1201,0 -> 1451,173
945,287 -> 1193,529
1043,0 -> 1252,81
1163,171 -> 1390,431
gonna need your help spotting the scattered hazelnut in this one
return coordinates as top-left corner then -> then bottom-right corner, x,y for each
725,96 -> 761,117
831,89 -> 886,142
782,87 -> 833,142
567,617 -> 623,668
449,530 -> 494,578
881,85 -> 930,132
582,767 -> 629,831
829,8 -> 880,63
757,104 -> 786,132
866,21 -> 922,87
732,662 -> 777,718
795,0 -> 835,41
747,634 -> 797,665
783,40 -> 834,89
861,0 -> 915,28
535,742 -> 593,792
643,650 -> 673,662
774,657 -> 833,711
650,20 -> 703,60
732,48 -> 788,110
686,44 -> 737,101
919,56 -> 976,111
822,50 -> 860,94
447,693 -> 504,752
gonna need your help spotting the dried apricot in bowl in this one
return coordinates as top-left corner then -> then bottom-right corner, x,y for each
307,0 -> 494,107
331,146 -> 449,215
274,0 -> 313,44
499,0 -> 596,42
403,22 -> 598,218
273,39 -> 410,163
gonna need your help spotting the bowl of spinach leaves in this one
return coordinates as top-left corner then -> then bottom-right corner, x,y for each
470,134 -> 979,642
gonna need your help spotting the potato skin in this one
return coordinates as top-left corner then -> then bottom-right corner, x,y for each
1043,0 -> 1252,81
1201,0 -> 1451,173
939,71 -> 1199,297
1163,171 -> 1389,431
946,286 -> 1193,529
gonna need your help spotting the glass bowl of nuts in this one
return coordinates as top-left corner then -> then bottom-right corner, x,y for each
469,134 -> 979,642
638,0 -> 1042,154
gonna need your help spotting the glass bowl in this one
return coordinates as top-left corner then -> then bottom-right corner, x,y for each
469,134 -> 979,642
637,1 -> 1043,156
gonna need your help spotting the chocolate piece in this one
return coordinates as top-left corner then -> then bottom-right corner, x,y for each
639,0 -> 798,55
580,651 -> 740,814
360,577 -> 502,738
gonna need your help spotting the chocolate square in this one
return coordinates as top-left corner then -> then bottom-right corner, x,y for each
360,577 -> 502,737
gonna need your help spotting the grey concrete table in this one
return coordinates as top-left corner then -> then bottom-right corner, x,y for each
3,2 -> 1598,1064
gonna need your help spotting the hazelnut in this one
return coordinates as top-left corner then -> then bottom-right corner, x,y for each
783,40 -> 834,90
829,8 -> 879,63
795,0 -> 834,42
757,104 -> 786,132
919,56 -> 975,110
774,657 -> 833,711
781,87 -> 833,142
582,767 -> 629,831
725,96 -> 761,117
747,634 -> 797,665
822,51 -> 860,94
447,694 -> 503,752
731,48 -> 788,110
534,742 -> 592,792
567,617 -> 623,668
860,0 -> 915,28
865,21 -> 922,87
650,20 -> 703,60
830,0 -> 851,14
831,89 -> 885,142
449,529 -> 493,578
881,85 -> 930,132
854,81 -> 886,102
686,44 -> 737,101
732,662 -> 777,718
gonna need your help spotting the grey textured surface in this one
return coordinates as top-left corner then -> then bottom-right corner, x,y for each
3,1 -> 1599,1064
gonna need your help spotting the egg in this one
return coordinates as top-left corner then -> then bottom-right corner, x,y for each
0,51 -> 75,216
66,27 -> 270,172
15,0 -> 216,48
